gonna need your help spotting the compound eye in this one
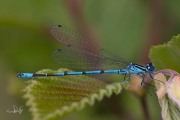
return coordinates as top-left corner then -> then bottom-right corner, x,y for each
146,63 -> 155,72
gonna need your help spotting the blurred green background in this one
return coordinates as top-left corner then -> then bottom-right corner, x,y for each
1,0 -> 180,120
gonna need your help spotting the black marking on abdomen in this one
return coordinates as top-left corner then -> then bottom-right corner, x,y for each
100,70 -> 104,74
64,71 -> 68,75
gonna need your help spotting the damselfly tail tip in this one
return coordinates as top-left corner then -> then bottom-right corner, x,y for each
17,73 -> 21,78
17,73 -> 33,78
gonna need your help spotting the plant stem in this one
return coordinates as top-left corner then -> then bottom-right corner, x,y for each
140,96 -> 151,120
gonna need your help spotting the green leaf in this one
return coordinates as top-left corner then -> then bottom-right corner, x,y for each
23,69 -> 122,120
150,34 -> 180,120
149,34 -> 180,72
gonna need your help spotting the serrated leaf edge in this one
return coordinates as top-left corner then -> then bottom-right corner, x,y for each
23,81 -> 122,120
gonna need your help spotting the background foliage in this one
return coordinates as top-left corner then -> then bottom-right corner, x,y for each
0,0 -> 180,120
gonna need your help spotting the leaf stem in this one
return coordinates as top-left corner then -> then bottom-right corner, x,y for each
140,96 -> 151,120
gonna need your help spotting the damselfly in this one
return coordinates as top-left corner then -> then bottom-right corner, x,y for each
17,25 -> 155,86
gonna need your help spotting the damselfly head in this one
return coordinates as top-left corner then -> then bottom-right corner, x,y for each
146,63 -> 155,73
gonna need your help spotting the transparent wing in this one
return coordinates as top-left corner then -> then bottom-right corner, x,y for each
51,25 -> 129,71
